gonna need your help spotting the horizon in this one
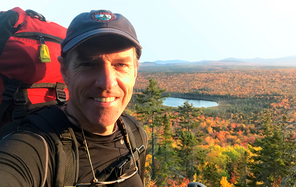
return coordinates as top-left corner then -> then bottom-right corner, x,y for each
142,54 -> 296,63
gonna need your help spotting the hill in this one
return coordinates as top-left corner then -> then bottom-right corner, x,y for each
140,55 -> 296,68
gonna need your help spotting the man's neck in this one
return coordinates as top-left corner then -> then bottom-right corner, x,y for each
61,105 -> 117,135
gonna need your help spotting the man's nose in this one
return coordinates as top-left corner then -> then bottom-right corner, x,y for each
95,65 -> 117,90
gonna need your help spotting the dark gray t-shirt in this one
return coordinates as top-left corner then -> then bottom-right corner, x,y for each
0,117 -> 143,187
72,122 -> 143,186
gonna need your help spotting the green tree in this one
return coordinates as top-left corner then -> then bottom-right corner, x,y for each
248,110 -> 296,187
135,78 -> 170,180
202,162 -> 221,187
177,101 -> 201,131
155,114 -> 179,186
234,150 -> 248,187
174,101 -> 204,181
176,130 -> 199,181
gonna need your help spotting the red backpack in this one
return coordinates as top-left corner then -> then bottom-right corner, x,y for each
0,7 -> 68,126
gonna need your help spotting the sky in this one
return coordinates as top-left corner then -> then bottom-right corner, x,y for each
2,0 -> 296,62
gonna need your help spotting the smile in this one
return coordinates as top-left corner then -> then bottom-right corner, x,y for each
93,97 -> 116,102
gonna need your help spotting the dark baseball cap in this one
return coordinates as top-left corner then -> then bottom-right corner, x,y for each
61,10 -> 142,58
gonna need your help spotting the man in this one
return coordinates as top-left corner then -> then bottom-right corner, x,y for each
0,9 -> 147,187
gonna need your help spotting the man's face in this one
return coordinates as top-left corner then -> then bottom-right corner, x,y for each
61,45 -> 137,132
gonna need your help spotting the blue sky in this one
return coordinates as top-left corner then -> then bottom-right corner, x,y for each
2,0 -> 296,62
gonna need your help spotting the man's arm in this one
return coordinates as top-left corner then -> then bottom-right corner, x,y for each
0,131 -> 50,187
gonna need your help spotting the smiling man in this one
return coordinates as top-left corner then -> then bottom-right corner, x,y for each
60,36 -> 138,135
0,10 -> 147,187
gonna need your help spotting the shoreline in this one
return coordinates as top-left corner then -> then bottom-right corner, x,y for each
163,96 -> 221,108
163,96 -> 231,109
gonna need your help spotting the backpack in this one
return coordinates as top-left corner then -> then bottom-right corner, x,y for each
19,105 -> 148,186
0,7 -> 68,127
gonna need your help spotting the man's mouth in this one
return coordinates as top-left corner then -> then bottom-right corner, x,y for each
94,97 -> 116,102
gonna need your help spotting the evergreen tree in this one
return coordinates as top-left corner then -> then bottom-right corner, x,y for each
235,150 -> 248,187
248,110 -> 296,187
177,101 -> 201,131
135,78 -> 170,181
155,114 -> 179,186
202,162 -> 221,187
174,101 -> 204,181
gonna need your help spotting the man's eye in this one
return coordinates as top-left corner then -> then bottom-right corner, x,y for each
115,63 -> 129,68
116,63 -> 126,67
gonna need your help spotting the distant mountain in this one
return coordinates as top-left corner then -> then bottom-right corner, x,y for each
141,62 -> 158,66
241,56 -> 296,66
141,55 -> 296,67
141,60 -> 193,67
153,60 -> 191,64
219,57 -> 244,62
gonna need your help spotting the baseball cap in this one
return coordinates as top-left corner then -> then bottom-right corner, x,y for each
61,10 -> 142,58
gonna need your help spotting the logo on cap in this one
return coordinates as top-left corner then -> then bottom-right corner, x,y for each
92,11 -> 115,22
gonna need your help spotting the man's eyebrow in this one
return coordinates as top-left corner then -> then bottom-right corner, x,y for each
76,54 -> 103,62
113,56 -> 132,63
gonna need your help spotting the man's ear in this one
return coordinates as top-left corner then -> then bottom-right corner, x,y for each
58,56 -> 68,85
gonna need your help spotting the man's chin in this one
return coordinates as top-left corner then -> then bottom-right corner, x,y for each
91,114 -> 120,127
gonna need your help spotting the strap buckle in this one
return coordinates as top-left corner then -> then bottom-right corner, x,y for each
2,85 -> 19,101
115,154 -> 132,177
136,145 -> 145,155
14,91 -> 27,106
56,82 -> 67,104
12,106 -> 27,120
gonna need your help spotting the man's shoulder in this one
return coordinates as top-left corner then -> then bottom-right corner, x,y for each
7,105 -> 72,146
0,106 -> 65,140
21,105 -> 69,132
120,113 -> 148,146
120,113 -> 145,133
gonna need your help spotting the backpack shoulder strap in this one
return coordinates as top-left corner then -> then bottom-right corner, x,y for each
0,78 -> 22,126
0,119 -> 22,139
120,113 -> 148,181
23,105 -> 79,187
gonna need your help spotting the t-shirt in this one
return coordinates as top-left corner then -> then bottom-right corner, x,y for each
71,121 -> 143,186
0,111 -> 144,187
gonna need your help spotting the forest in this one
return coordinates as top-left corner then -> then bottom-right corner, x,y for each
127,67 -> 296,187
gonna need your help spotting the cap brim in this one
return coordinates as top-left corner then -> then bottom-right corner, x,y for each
62,28 -> 142,54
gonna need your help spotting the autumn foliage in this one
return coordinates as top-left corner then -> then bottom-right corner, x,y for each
128,68 -> 296,187
135,69 -> 296,98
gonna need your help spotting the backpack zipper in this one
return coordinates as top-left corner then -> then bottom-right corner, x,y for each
39,35 -> 46,44
13,32 -> 63,43
13,32 -> 63,63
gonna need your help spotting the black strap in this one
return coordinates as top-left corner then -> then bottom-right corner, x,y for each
25,105 -> 79,187
0,119 -> 22,139
12,86 -> 28,121
120,114 -> 147,181
0,78 -> 22,127
20,82 -> 60,89
18,81 -> 67,108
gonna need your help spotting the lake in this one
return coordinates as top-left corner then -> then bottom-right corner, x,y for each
163,97 -> 218,108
